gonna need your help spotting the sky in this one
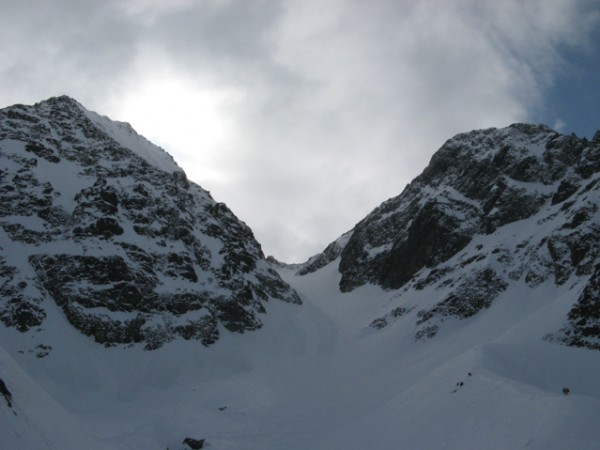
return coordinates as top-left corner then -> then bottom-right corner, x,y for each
1,0 -> 599,263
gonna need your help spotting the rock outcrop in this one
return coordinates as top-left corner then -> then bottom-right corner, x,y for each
0,96 -> 300,350
299,124 -> 600,347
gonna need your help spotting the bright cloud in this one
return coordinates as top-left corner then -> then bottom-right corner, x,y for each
109,63 -> 244,187
0,0 -> 598,261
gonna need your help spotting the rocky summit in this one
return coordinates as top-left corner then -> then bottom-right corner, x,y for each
0,96 -> 300,351
298,123 -> 600,348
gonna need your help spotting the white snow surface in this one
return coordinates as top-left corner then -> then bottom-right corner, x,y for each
1,256 -> 599,450
83,109 -> 182,174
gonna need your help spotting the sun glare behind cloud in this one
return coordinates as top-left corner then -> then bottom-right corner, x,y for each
112,73 -> 242,186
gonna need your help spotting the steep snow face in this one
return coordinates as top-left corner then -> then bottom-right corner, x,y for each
3,258 -> 600,450
83,107 -> 181,174
0,96 -> 300,351
0,344 -> 115,450
299,124 -> 600,349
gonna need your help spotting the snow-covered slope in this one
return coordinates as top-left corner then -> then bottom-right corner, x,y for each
280,265 -> 600,450
0,96 -> 300,353
5,259 -> 598,449
1,99 -> 600,450
299,123 -> 600,349
0,343 -> 117,450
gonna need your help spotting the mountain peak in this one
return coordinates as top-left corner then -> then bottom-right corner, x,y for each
38,94 -> 81,106
0,97 -> 300,351
298,123 -> 600,348
507,122 -> 555,134
34,95 -> 86,114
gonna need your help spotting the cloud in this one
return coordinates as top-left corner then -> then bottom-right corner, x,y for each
1,0 -> 598,262
553,119 -> 567,132
201,0 -> 596,261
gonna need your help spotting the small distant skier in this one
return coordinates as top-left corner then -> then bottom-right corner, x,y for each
0,377 -> 13,407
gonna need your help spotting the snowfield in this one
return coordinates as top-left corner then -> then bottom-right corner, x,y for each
2,258 -> 600,449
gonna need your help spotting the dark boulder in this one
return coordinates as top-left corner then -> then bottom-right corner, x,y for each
183,437 -> 205,449
0,378 -> 13,407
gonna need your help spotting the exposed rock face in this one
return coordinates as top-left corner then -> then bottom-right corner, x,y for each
301,124 -> 600,348
0,96 -> 300,350
553,264 -> 600,350
0,377 -> 13,408
335,124 -> 599,291
296,231 -> 352,275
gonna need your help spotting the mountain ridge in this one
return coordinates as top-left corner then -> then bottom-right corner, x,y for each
0,95 -> 300,352
295,122 -> 600,348
1,96 -> 600,449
